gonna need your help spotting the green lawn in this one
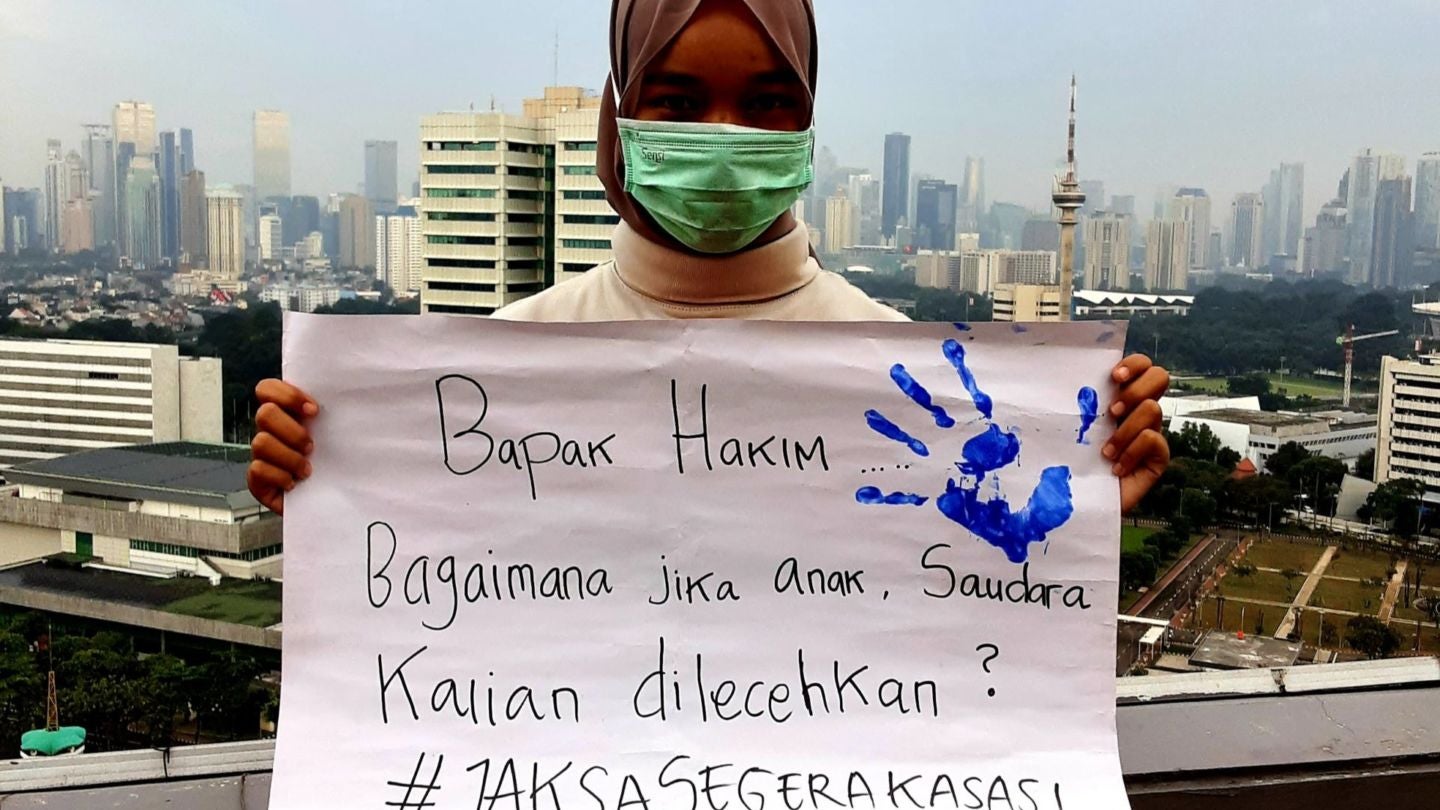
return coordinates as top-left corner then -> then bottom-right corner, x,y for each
164,579 -> 283,627
1215,570 -> 1297,604
1310,577 -> 1385,614
1323,549 -> 1395,582
1244,541 -> 1326,575
1198,597 -> 1285,636
1174,373 -> 1371,399
1122,525 -> 1158,554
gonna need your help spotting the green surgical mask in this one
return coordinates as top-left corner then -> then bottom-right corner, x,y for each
617,117 -> 815,254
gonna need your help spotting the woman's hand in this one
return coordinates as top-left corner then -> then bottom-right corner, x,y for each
247,379 -> 319,515
1102,355 -> 1170,514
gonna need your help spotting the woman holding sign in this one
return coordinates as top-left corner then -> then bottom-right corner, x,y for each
248,0 -> 1170,515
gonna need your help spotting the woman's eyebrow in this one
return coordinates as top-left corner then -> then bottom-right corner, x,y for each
750,69 -> 804,86
641,72 -> 704,89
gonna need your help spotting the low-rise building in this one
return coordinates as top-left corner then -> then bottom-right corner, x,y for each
992,283 -> 1062,322
1170,407 -> 1377,472
0,442 -> 280,579
1074,290 -> 1195,318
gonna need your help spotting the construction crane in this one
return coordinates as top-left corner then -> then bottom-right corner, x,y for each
1336,324 -> 1400,406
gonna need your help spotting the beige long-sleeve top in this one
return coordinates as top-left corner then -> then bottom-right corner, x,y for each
494,222 -> 908,322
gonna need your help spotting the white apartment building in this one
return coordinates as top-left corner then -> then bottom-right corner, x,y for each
376,202 -> 423,296
915,250 -> 964,291
554,106 -> 618,284
1171,408 -> 1377,473
259,284 -> 343,313
1376,355 -> 1440,503
207,190 -> 245,279
992,283 -> 1063,322
419,113 -> 551,316
257,213 -> 282,262
1082,211 -> 1130,290
0,338 -> 222,473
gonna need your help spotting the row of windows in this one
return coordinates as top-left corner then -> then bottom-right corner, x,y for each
0,365 -> 149,384
561,141 -> 599,151
508,166 -> 545,178
507,142 -> 547,154
0,351 -> 152,369
561,262 -> 595,275
510,214 -> 544,224
427,258 -> 497,269
427,141 -> 497,151
510,190 -> 544,201
508,259 -> 543,270
562,165 -> 599,176
427,281 -> 498,293
130,539 -> 284,562
0,380 -> 149,399
509,237 -> 543,247
509,282 -> 545,293
562,214 -> 621,226
561,238 -> 613,250
428,235 -> 497,246
427,303 -> 496,315
427,164 -> 497,175
0,423 -> 147,443
562,190 -> 607,200
425,188 -> 497,199
0,395 -> 151,415
0,411 -> 149,430
428,211 -> 496,222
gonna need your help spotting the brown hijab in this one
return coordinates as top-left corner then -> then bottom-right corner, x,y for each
598,0 -> 819,252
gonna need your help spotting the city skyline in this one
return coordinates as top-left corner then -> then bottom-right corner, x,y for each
4,1 -> 1440,223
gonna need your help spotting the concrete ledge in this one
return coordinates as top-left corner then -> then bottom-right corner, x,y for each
0,498 -> 280,554
0,585 -> 281,649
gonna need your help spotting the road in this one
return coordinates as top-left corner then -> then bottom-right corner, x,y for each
1116,531 -> 1243,674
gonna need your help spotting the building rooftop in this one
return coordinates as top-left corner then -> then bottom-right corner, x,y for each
1189,630 -> 1303,670
6,442 -> 258,510
1186,407 -> 1323,429
1075,290 -> 1195,305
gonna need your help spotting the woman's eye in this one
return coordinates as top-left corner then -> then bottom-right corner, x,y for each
649,94 -> 699,113
747,93 -> 799,112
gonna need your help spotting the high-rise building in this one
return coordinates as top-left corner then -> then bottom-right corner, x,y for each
1261,162 -> 1304,261
1051,76 -> 1085,318
1144,220 -> 1190,291
824,187 -> 855,254
43,140 -> 65,252
881,133 -> 911,240
3,188 -> 41,253
914,251 -> 964,291
553,104 -> 618,284
914,179 -> 958,251
1021,218 -> 1060,253
60,198 -> 94,254
253,110 -> 292,201
112,100 -> 157,154
0,338 -> 221,472
206,189 -> 245,279
258,213 -> 284,262
847,173 -> 881,246
285,196 -> 321,246
376,202 -> 423,295
1370,176 -> 1414,288
0,186 -> 6,254
159,130 -> 182,261
338,194 -> 376,270
1110,195 -> 1136,217
1167,188 -> 1211,271
992,283 -> 1063,323
82,125 -> 116,249
999,250 -> 1058,285
180,170 -> 207,265
122,156 -> 161,268
1346,149 -> 1406,285
180,128 -> 195,174
419,112 -> 551,315
1375,354 -> 1440,500
1229,192 -> 1265,269
365,140 -> 399,214
1079,180 -> 1105,214
1415,152 -> 1440,251
959,157 -> 986,232
1082,211 -> 1130,290
1302,200 -> 1348,277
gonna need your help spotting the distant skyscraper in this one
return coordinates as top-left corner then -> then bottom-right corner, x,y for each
1145,220 -> 1189,291
1371,176 -> 1414,288
1346,149 -> 1405,285
1079,180 -> 1105,214
253,110 -> 292,200
1082,211 -> 1130,290
376,203 -> 423,294
1229,192 -> 1265,269
112,100 -> 156,154
60,198 -> 94,254
122,155 -> 161,268
206,190 -> 245,279
1167,188 -> 1211,270
1021,218 -> 1060,252
1261,162 -> 1304,261
365,140 -> 399,214
914,179 -> 958,251
3,188 -> 41,253
1303,199 -> 1348,277
1051,76 -> 1085,319
959,157 -> 986,232
847,173 -> 881,245
180,170 -> 207,264
0,187 -> 6,254
339,194 -> 376,269
258,213 -> 283,262
43,140 -> 65,251
881,133 -> 911,240
81,125 -> 116,249
283,195 -> 321,246
1415,152 -> 1440,250
159,130 -> 182,261
180,128 -> 195,174
1110,195 -> 1136,217
824,187 -> 855,254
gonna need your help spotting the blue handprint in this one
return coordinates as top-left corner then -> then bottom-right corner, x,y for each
857,329 -> 1098,564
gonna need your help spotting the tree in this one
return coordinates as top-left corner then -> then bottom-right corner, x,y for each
1216,446 -> 1242,470
1227,374 -> 1271,396
193,303 -> 283,441
1287,455 -> 1347,516
1120,551 -> 1158,593
1179,488 -> 1217,528
1355,448 -> 1376,481
1344,615 -> 1402,659
1167,422 -> 1223,462
1265,441 -> 1312,480
1225,474 -> 1294,527
1360,478 -> 1426,537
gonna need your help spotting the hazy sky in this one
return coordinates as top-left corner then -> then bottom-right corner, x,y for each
3,0 -> 1439,224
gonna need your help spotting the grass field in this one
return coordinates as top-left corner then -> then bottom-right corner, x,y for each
1173,373 -> 1371,399
164,579 -> 283,627
1122,525 -> 1158,554
1215,570 -> 1297,604
1310,577 -> 1385,614
1197,597 -> 1286,636
1243,541 -> 1326,574
1323,549 -> 1396,582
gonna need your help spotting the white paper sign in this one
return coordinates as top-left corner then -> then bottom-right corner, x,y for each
272,315 -> 1131,810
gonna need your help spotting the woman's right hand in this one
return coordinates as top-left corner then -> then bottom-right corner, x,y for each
247,379 -> 319,515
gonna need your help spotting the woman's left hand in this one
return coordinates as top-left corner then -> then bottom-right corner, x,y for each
1102,354 -> 1171,514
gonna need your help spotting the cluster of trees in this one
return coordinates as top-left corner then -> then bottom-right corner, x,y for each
0,613 -> 271,754
842,272 -> 994,323
1123,279 -> 1428,376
